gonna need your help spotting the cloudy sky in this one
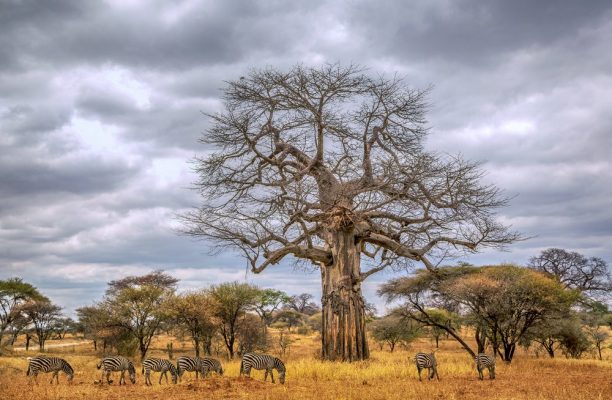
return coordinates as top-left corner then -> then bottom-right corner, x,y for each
1,0 -> 611,315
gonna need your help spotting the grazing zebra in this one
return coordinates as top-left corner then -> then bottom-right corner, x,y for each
475,353 -> 496,380
199,357 -> 224,378
414,352 -> 439,381
96,356 -> 136,385
177,356 -> 205,381
142,358 -> 178,385
240,353 -> 286,384
26,356 -> 74,384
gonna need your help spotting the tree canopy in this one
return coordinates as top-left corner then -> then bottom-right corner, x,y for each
380,264 -> 578,361
528,248 -> 611,296
184,63 -> 521,361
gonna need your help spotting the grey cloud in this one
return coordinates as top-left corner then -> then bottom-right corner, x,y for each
2,0 -> 327,72
76,90 -> 140,119
0,154 -> 139,197
1,0 -> 611,316
348,0 -> 612,66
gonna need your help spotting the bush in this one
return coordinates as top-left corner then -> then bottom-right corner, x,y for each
115,333 -> 138,357
558,319 -> 591,359
237,314 -> 269,355
306,313 -> 322,333
297,325 -> 311,335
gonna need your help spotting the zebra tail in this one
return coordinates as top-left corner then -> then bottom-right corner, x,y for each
96,361 -> 102,369
239,360 -> 244,375
141,366 -> 144,374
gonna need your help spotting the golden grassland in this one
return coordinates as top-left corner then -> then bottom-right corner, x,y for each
1,331 -> 610,400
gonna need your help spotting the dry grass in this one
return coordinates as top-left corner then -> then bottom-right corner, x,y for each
1,332 -> 611,400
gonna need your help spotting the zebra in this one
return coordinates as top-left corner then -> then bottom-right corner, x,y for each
26,356 -> 74,384
96,356 -> 136,385
142,358 -> 178,385
240,353 -> 286,384
475,353 -> 496,380
414,352 -> 440,381
176,356 -> 205,381
199,357 -> 224,378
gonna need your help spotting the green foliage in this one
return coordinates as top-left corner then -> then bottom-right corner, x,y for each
306,313 -> 322,333
274,309 -> 305,331
0,278 -> 47,347
115,332 -> 139,357
252,288 -> 291,326
101,271 -> 177,360
237,313 -> 268,354
20,300 -> 63,350
557,317 -> 592,358
0,278 -> 46,302
164,291 -> 218,356
370,313 -> 421,352
380,264 -> 580,362
208,281 -> 260,358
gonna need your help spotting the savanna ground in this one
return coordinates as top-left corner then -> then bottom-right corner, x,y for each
1,330 -> 610,400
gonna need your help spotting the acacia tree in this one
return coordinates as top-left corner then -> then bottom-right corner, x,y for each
21,300 -> 62,351
370,313 -> 420,352
208,282 -> 260,358
380,265 -> 577,362
0,278 -> 45,349
252,289 -> 290,330
76,305 -> 114,352
103,271 -> 178,360
166,291 -> 218,356
184,64 -> 520,361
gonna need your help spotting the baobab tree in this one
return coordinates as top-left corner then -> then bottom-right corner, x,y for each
184,64 -> 520,361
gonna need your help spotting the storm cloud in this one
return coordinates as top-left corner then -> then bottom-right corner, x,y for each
1,0 -> 611,314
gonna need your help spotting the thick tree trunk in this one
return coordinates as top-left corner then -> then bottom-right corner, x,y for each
320,230 -> 369,362
475,327 -> 487,353
503,343 -> 515,362
139,339 -> 147,361
596,344 -> 602,361
204,336 -> 212,356
194,338 -> 200,357
541,339 -> 555,358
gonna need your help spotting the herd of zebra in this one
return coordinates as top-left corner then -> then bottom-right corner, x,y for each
25,351 -> 495,385
414,351 -> 496,381
25,353 -> 286,385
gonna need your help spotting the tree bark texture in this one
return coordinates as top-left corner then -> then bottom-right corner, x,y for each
320,230 -> 369,361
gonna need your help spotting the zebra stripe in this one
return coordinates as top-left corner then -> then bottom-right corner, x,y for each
475,353 -> 496,380
96,356 -> 136,385
415,352 -> 439,381
240,353 -> 286,384
142,358 -> 178,385
200,357 -> 224,377
176,356 -> 203,381
26,356 -> 74,384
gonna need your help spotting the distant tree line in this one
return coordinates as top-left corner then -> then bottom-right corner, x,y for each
0,278 -> 76,352
1,248 -> 609,363
0,272 -> 322,360
73,272 -> 323,361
